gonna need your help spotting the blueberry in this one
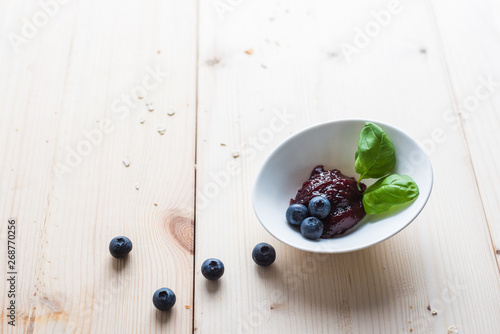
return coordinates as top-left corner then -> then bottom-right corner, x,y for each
286,204 -> 309,226
300,217 -> 324,239
201,258 -> 225,280
109,236 -> 133,258
308,196 -> 331,219
252,243 -> 276,266
153,288 -> 176,311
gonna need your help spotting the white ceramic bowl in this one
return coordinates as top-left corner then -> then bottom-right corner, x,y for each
253,119 -> 433,253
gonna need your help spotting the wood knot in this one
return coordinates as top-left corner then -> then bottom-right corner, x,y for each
166,214 -> 194,254
41,294 -> 64,314
270,303 -> 284,310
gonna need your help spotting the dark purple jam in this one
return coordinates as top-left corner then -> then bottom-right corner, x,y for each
290,165 -> 366,238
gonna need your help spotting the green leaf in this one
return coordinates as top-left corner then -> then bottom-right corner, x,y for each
362,174 -> 420,215
355,122 -> 396,183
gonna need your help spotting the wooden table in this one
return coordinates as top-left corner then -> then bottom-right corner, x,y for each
1,0 -> 500,333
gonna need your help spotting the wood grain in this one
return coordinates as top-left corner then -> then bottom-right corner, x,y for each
194,0 -> 500,333
429,0 -> 500,264
1,0 -> 500,333
0,0 -> 197,333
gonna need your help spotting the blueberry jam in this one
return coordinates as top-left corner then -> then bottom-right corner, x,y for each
290,165 -> 366,238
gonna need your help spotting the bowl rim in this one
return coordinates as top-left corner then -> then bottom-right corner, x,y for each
252,118 -> 434,253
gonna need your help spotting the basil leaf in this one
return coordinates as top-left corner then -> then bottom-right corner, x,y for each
355,122 -> 396,183
362,174 -> 419,215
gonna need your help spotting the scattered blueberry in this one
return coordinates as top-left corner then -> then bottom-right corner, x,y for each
201,258 -> 225,280
109,236 -> 133,258
300,217 -> 324,239
286,204 -> 309,226
252,243 -> 276,266
308,196 -> 331,219
153,288 -> 176,311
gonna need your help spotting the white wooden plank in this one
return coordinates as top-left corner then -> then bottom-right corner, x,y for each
0,0 -> 197,332
429,0 -> 500,262
195,0 -> 500,333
